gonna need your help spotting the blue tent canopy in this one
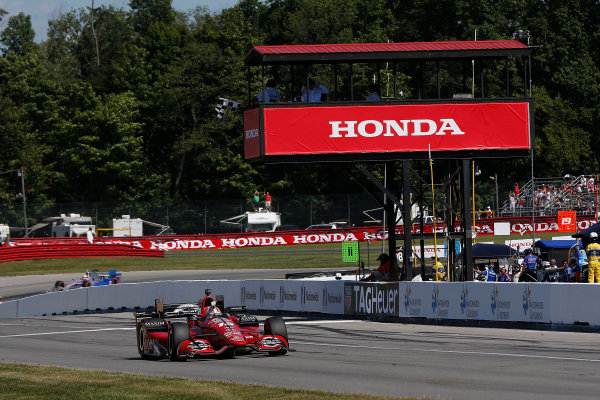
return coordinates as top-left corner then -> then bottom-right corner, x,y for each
472,243 -> 516,258
534,240 -> 577,249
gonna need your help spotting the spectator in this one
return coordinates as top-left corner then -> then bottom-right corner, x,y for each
264,191 -> 272,212
256,79 -> 281,103
301,78 -> 329,102
86,227 -> 95,244
485,206 -> 492,218
362,253 -> 391,281
514,183 -> 520,196
509,192 -> 516,214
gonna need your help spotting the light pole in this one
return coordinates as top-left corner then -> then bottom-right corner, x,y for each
1,167 -> 27,236
490,174 -> 499,217
20,167 -> 27,237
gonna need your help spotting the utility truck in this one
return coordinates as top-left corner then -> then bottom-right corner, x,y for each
220,210 -> 281,232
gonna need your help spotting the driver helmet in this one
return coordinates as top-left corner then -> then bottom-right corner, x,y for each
207,306 -> 222,319
376,253 -> 389,262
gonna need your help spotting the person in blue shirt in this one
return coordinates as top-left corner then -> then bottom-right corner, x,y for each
561,260 -> 573,282
521,248 -> 540,282
257,79 -> 281,103
499,267 -> 511,282
474,265 -> 496,281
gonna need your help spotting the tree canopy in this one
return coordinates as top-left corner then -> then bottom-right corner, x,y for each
0,0 -> 598,209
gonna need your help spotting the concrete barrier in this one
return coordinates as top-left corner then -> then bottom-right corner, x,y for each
3,280 -> 600,328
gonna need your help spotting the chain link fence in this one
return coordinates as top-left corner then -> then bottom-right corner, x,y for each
0,193 -> 387,237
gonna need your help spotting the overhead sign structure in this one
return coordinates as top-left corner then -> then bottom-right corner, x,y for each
244,100 -> 533,162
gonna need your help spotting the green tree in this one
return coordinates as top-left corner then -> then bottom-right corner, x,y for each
0,12 -> 36,56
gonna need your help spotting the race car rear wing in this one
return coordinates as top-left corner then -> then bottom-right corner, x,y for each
134,297 -> 245,320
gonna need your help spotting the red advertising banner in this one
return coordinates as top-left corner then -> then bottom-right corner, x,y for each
7,217 -> 595,251
557,211 -> 577,232
258,102 -> 531,157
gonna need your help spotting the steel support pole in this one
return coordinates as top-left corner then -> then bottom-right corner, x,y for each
402,161 -> 413,280
462,160 -> 474,281
386,161 -> 399,281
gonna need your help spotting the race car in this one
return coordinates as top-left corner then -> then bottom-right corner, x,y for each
52,269 -> 121,291
134,289 -> 288,360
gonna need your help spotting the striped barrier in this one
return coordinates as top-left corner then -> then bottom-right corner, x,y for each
0,243 -> 164,263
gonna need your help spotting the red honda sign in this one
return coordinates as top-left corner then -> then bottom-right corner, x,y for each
247,101 -> 531,158
243,108 -> 261,159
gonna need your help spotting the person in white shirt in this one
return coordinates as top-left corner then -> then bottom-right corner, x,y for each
256,79 -> 281,103
86,227 -> 95,244
301,78 -> 329,102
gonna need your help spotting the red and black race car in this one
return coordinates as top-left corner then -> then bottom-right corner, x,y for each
134,289 -> 289,360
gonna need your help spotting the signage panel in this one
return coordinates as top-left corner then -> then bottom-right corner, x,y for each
243,108 -> 261,159
258,102 -> 531,157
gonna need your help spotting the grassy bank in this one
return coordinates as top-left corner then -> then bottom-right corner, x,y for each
0,363 -> 424,400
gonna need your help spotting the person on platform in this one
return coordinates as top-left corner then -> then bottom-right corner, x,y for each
365,83 -> 381,101
362,253 -> 391,282
256,79 -> 281,103
301,78 -> 329,102
252,190 -> 260,212
264,191 -> 272,212
586,232 -> 600,283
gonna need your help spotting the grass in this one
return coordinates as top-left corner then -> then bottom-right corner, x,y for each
0,231 -> 564,277
0,363 -> 427,400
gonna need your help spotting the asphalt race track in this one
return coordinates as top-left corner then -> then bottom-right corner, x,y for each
0,311 -> 599,400
0,268 -> 332,301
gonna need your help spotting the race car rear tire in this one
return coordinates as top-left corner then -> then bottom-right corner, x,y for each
137,324 -> 153,360
167,322 -> 189,361
264,317 -> 288,356
137,318 -> 166,360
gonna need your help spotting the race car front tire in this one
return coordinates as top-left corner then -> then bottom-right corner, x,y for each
167,322 -> 189,361
264,316 -> 288,356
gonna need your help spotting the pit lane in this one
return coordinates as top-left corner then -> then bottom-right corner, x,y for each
0,311 -> 598,400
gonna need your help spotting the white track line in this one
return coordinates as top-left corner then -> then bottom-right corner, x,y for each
0,327 -> 133,338
292,340 -> 600,363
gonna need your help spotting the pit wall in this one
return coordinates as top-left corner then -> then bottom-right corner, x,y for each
1,280 -> 599,327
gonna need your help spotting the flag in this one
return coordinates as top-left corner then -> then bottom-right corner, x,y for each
215,97 -> 240,119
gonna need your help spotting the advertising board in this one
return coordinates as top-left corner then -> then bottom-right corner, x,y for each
244,101 -> 532,161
